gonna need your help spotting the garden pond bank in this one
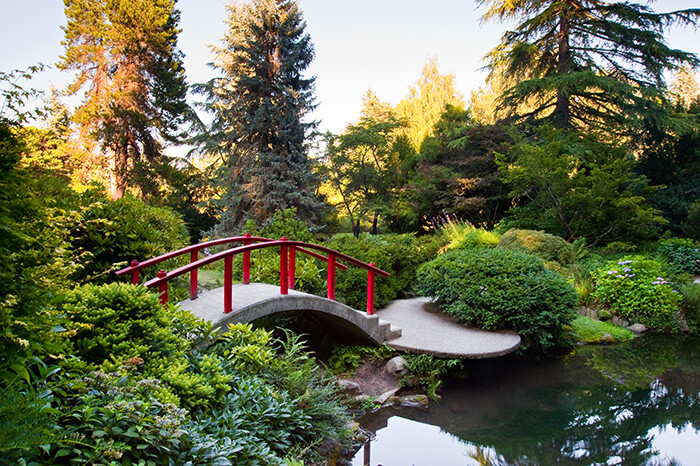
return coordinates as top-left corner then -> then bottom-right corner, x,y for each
351,334 -> 700,465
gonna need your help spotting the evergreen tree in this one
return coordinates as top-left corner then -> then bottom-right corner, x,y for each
478,0 -> 700,134
58,0 -> 191,199
200,0 -> 323,233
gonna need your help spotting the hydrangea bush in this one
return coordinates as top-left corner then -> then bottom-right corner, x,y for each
591,256 -> 683,332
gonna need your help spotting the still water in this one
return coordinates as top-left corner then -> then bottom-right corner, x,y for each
352,335 -> 700,466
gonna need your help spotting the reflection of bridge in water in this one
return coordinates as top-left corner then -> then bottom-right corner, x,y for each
116,236 -> 520,358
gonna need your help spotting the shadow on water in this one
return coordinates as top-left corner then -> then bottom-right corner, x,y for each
353,335 -> 700,465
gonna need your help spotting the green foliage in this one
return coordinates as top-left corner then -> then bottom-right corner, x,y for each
497,228 -> 576,266
567,316 -> 634,344
430,213 -> 500,252
200,0 -> 323,232
657,237 -> 700,275
416,248 -> 579,353
37,370 -> 193,465
61,194 -> 189,284
498,126 -> 666,246
231,208 -> 326,295
479,0 -> 700,133
0,380 -> 54,461
684,200 -> 700,240
679,283 -> 700,335
407,106 -> 513,229
327,344 -> 393,375
59,0 -> 192,198
591,256 -> 684,332
59,283 -> 230,410
325,233 -> 435,310
318,95 -> 410,237
401,354 -> 462,399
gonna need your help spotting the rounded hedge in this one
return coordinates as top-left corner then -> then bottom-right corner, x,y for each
497,228 -> 576,265
416,248 -> 579,353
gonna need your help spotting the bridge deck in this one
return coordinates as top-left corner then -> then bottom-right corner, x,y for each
376,297 -> 521,358
179,284 -> 520,359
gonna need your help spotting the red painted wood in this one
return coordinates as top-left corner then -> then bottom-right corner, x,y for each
327,253 -> 336,300
157,270 -> 168,306
288,247 -> 296,290
367,263 -> 376,315
190,249 -> 199,299
243,233 -> 251,284
280,237 -> 288,295
224,255 -> 233,313
130,260 -> 140,284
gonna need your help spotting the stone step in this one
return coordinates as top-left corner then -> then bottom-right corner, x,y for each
378,319 -> 402,341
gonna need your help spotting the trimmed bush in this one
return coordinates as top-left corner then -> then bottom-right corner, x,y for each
416,248 -> 578,353
591,256 -> 684,332
498,228 -> 576,265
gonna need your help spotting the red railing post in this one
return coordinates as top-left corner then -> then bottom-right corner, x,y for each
224,255 -> 233,313
130,260 -> 140,284
157,270 -> 168,306
189,249 -> 199,300
279,237 -> 289,295
327,253 -> 336,300
288,246 -> 296,290
366,263 -> 376,315
243,232 -> 251,285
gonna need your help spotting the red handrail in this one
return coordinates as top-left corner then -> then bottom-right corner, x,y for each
115,234 -> 348,299
126,238 -> 389,315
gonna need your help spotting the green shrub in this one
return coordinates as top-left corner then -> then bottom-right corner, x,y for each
228,208 -> 327,295
401,354 -> 462,399
59,283 -> 230,410
497,228 -> 576,266
324,233 -> 436,310
591,256 -> 684,332
657,237 -> 700,275
36,370 -> 194,465
61,195 -> 189,284
567,316 -> 634,344
416,248 -> 579,353
680,283 -> 700,335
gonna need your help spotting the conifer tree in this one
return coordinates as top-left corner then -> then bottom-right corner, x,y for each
200,0 -> 323,232
479,0 -> 700,134
59,0 -> 191,199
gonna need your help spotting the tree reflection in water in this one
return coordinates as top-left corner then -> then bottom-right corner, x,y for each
355,335 -> 700,465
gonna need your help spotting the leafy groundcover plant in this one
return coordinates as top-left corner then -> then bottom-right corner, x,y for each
591,256 -> 684,332
416,248 -> 578,353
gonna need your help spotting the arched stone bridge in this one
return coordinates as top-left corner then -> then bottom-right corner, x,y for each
117,235 -> 521,358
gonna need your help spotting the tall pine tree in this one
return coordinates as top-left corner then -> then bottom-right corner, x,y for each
59,0 -> 191,199
200,0 -> 323,233
478,0 -> 700,134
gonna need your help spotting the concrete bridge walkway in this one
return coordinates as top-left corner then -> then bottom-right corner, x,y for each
179,283 -> 521,359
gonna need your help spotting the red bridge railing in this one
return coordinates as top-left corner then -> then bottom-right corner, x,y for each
115,235 -> 390,315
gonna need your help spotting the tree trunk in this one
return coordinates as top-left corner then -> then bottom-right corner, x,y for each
108,146 -> 127,200
555,3 -> 572,128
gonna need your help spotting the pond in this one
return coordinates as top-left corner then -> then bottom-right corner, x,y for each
352,335 -> 700,465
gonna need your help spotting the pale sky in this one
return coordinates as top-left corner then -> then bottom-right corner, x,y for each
2,0 -> 699,140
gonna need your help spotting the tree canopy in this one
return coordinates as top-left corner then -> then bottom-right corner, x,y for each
59,0 -> 191,199
479,0 -> 700,133
199,0 -> 324,234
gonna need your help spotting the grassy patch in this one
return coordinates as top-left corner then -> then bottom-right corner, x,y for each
570,316 -> 634,344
